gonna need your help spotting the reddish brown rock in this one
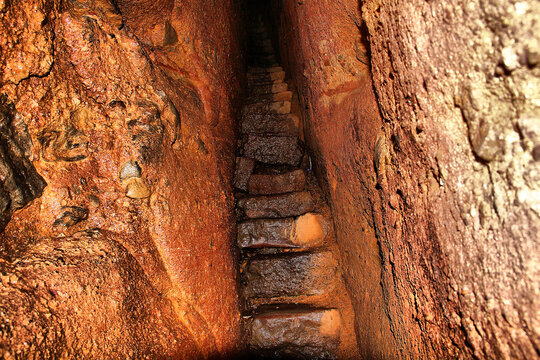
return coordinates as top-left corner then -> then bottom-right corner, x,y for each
242,134 -> 303,166
248,309 -> 342,359
243,251 -> 337,300
237,191 -> 315,219
0,0 -> 244,357
248,169 -> 306,194
234,157 -> 255,191
237,212 -> 328,249
270,0 -> 540,358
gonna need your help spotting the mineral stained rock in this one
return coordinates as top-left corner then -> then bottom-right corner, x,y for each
271,0 -> 540,358
0,0 -> 244,357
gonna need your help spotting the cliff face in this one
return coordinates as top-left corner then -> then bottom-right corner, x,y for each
0,0 -> 244,357
270,0 -> 539,358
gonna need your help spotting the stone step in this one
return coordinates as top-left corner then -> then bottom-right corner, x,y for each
237,212 -> 329,249
248,66 -> 283,73
246,90 -> 292,104
242,134 -> 303,166
242,251 -> 338,299
242,100 -> 291,116
247,70 -> 285,82
247,308 -> 342,359
241,113 -> 299,137
249,81 -> 288,95
233,157 -> 255,191
248,169 -> 306,195
237,191 -> 315,219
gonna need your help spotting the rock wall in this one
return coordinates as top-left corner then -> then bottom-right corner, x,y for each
271,0 -> 539,359
268,0 -> 395,358
0,0 -> 244,357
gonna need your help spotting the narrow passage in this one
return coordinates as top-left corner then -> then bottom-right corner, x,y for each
233,16 -> 360,359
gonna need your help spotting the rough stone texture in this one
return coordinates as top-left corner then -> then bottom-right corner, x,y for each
0,230 -> 200,359
272,0 -> 540,358
361,0 -> 540,358
0,0 -> 244,357
241,113 -> 299,136
237,191 -> 316,219
243,134 -> 303,166
248,308 -> 342,359
248,169 -> 306,194
249,81 -> 288,95
234,156 -> 255,191
0,95 -> 47,231
243,251 -> 338,300
242,100 -> 291,116
238,212 -> 328,249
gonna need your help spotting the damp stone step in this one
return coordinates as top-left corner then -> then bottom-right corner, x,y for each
248,308 -> 342,360
248,169 -> 306,195
241,113 -> 299,137
242,251 -> 337,300
249,81 -> 288,95
242,134 -> 303,166
237,191 -> 315,219
248,70 -> 285,82
242,100 -> 291,116
246,90 -> 293,104
237,212 -> 329,249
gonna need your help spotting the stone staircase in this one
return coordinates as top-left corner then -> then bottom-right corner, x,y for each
234,17 -> 359,360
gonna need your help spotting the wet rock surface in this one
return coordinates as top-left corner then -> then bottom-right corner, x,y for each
0,0 -> 244,357
238,213 -> 329,249
248,308 -> 342,359
243,251 -> 338,300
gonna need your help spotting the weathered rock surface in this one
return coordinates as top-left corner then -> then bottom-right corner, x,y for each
271,0 -> 540,358
0,230 -> 199,359
248,308 -> 342,359
243,251 -> 338,300
237,191 -> 315,219
242,134 -> 303,166
238,212 -> 328,249
0,95 -> 47,231
234,157 -> 256,191
241,113 -> 299,136
0,0 -> 245,357
248,169 -> 306,194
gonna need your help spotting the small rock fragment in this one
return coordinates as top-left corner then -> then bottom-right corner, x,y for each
53,206 -> 89,228
125,178 -> 151,199
119,160 -> 142,180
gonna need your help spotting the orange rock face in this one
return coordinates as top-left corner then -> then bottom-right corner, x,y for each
0,0 -> 244,357
269,0 -> 540,359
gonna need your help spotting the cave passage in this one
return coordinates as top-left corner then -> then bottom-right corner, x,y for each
233,8 -> 359,358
